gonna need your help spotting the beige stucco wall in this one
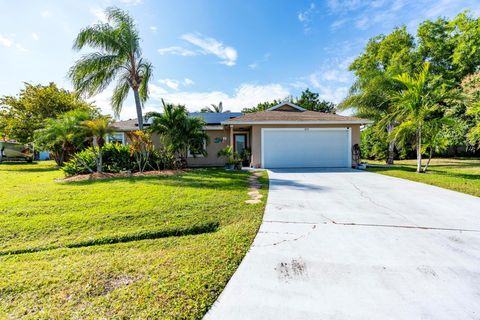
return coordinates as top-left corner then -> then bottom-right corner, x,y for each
248,124 -> 361,168
187,129 -> 230,167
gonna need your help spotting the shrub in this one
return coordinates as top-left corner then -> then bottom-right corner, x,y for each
61,142 -> 175,176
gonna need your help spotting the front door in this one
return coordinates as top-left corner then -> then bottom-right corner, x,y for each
234,134 -> 247,154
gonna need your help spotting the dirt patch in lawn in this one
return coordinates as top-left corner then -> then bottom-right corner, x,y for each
60,170 -> 186,182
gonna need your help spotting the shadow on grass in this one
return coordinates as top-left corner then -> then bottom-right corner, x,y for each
369,164 -> 480,181
1,220 -> 219,256
61,168 -> 251,190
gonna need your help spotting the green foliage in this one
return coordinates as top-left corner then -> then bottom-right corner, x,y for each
360,126 -> 388,160
0,82 -> 95,143
148,99 -> 209,164
296,88 -> 336,112
200,101 -> 230,113
34,109 -> 94,166
69,7 -> 152,129
344,12 -> 480,162
461,71 -> 480,147
242,89 -> 336,113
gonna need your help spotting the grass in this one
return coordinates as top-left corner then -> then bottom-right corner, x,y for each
365,158 -> 480,197
0,161 -> 268,319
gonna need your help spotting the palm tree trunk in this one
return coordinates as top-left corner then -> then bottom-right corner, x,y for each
416,126 -> 422,173
386,122 -> 395,165
133,88 -> 144,130
423,146 -> 433,173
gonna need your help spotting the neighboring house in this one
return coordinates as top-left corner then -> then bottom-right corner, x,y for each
110,102 -> 371,168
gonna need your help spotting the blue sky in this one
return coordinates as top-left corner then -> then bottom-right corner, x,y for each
1,0 -> 479,119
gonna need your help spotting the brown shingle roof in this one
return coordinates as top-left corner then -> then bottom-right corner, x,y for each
222,111 -> 371,124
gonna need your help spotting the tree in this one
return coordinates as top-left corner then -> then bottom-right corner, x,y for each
461,71 -> 480,147
388,63 -> 456,173
34,109 -> 93,166
417,12 -> 480,87
339,27 -> 420,164
200,101 -> 230,113
69,7 -> 153,130
242,89 -> 336,114
0,82 -> 94,143
148,100 -> 209,165
80,117 -> 114,173
296,88 -> 336,113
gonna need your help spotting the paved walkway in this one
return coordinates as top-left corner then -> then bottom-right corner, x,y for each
205,168 -> 480,320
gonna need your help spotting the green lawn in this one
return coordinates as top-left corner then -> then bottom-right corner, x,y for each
0,161 -> 268,319
365,158 -> 480,197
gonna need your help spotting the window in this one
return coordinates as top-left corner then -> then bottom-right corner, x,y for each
106,132 -> 125,145
187,139 -> 207,158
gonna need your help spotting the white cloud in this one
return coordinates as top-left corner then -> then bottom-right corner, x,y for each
0,34 -> 13,47
327,0 -> 363,12
355,16 -> 369,30
119,0 -> 143,5
248,63 -> 258,70
298,3 -> 316,33
158,78 -> 195,91
181,33 -> 237,66
150,26 -> 157,32
149,83 -> 290,112
159,78 -> 180,90
331,18 -> 348,30
31,33 -> 39,41
0,34 -> 27,52
91,7 -> 108,23
157,46 -> 197,56
183,78 -> 194,86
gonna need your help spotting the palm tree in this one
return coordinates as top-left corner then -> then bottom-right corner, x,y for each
68,7 -> 152,129
339,71 -> 400,164
149,100 -> 209,164
200,101 -> 229,113
388,62 -> 446,173
34,110 -> 92,166
81,117 -> 113,173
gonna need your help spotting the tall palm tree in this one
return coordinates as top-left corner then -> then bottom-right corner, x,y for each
149,100 -> 209,163
69,7 -> 152,129
388,62 -> 441,173
200,101 -> 229,113
339,71 -> 400,164
81,117 -> 113,173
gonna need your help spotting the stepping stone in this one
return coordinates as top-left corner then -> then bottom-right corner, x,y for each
248,191 -> 260,197
245,199 -> 261,204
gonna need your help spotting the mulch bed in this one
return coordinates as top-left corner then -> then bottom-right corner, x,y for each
60,170 -> 186,182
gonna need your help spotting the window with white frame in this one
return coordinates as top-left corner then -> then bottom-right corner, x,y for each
106,132 -> 125,145
187,139 -> 207,158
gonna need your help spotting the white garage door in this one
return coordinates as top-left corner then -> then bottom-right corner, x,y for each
262,128 -> 351,168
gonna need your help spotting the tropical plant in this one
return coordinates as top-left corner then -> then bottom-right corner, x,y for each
200,101 -> 230,113
80,117 -> 114,173
68,7 -> 153,129
0,82 -> 95,143
34,109 -> 93,166
125,130 -> 154,173
148,100 -> 209,164
387,62 -> 457,173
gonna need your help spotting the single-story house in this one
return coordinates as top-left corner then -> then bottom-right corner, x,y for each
110,102 -> 372,168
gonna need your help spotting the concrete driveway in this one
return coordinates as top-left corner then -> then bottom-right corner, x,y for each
205,169 -> 480,320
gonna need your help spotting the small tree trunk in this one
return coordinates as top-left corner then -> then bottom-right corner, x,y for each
133,88 -> 144,130
416,126 -> 422,173
423,146 -> 433,173
386,122 -> 395,165
98,147 -> 102,173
